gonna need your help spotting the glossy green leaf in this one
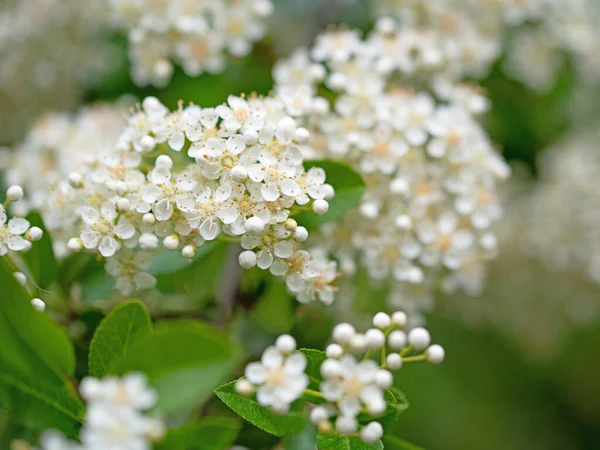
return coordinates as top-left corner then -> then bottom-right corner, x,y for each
58,252 -> 102,295
81,271 -> 117,305
283,421 -> 318,450
374,387 -> 410,428
214,380 -> 306,437
117,320 -> 241,413
157,417 -> 241,450
251,278 -> 295,334
0,257 -> 74,380
299,349 -> 326,382
317,434 -> 383,450
0,372 -> 84,439
21,212 -> 58,289
88,300 -> 152,377
155,242 -> 228,297
381,435 -> 425,450
295,160 -> 365,230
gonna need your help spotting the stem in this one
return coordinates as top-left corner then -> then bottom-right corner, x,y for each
217,235 -> 241,243
380,346 -> 386,366
362,349 -> 374,361
400,345 -> 413,357
216,244 -> 242,327
402,354 -> 426,363
304,388 -> 325,399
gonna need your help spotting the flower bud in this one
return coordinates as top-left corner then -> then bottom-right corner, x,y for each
31,298 -> 46,312
182,245 -> 196,259
163,234 -> 180,250
386,353 -> 402,370
156,155 -> 173,169
238,250 -> 257,269
373,312 -> 391,329
245,217 -> 265,236
293,226 -> 308,242
142,213 -> 156,225
285,218 -> 297,232
235,379 -> 254,396
68,172 -> 83,188
408,327 -> 431,350
140,135 -> 156,151
230,165 -> 247,181
426,344 -> 445,364
13,272 -> 27,286
139,233 -> 159,250
387,330 -> 407,350
27,226 -> 43,242
313,199 -> 329,215
6,185 -> 23,202
117,198 -> 130,212
360,421 -> 383,444
67,238 -> 82,252
275,334 -> 296,354
332,323 -> 355,344
325,344 -> 343,359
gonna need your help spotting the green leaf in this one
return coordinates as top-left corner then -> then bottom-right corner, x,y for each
81,271 -> 117,305
157,417 -> 241,450
317,434 -> 383,450
374,387 -> 409,428
148,241 -> 220,276
382,435 -> 425,450
0,372 -> 84,439
214,380 -> 306,436
251,278 -> 295,334
88,300 -> 152,377
283,421 -> 318,450
296,160 -> 365,230
155,242 -> 228,297
21,212 -> 58,289
0,257 -> 75,380
299,349 -> 326,382
58,252 -> 102,295
117,320 -> 241,413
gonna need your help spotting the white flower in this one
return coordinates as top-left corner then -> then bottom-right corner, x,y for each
105,250 -> 157,295
80,203 -> 135,258
243,344 -> 308,413
0,205 -> 31,255
142,165 -> 196,221
320,355 -> 386,418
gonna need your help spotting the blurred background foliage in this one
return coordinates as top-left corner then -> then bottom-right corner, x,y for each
2,0 -> 600,449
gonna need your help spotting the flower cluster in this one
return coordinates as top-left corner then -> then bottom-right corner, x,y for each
272,27 -> 509,317
3,102 -> 130,258
444,130 -> 600,357
371,0 -> 544,81
8,96 -> 338,302
0,185 -> 43,256
0,0 -> 113,143
504,0 -> 600,92
108,0 -> 273,86
37,373 -> 164,450
235,334 -> 308,414
236,311 -> 444,445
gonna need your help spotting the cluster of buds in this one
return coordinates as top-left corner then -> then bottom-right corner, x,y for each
108,0 -> 273,86
37,373 -> 164,449
235,311 -> 443,445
